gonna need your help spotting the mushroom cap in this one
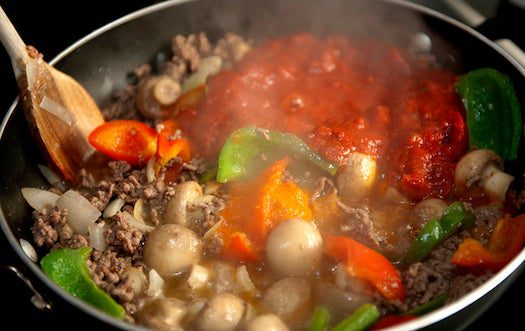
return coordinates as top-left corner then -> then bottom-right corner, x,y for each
454,149 -> 503,191
163,181 -> 203,226
143,224 -> 202,276
266,219 -> 323,277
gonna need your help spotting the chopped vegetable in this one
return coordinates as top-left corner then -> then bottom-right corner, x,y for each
220,159 -> 313,261
181,56 -> 223,93
40,247 -> 125,319
404,292 -> 448,316
308,306 -> 331,331
56,190 -> 102,235
216,126 -> 338,183
88,120 -> 157,165
456,68 -> 522,160
323,233 -> 405,301
331,303 -> 380,331
21,187 -> 59,210
452,214 -> 525,271
403,202 -> 474,264
155,120 -> 191,172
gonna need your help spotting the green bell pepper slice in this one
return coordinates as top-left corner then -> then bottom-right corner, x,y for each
331,303 -> 380,331
456,68 -> 522,161
217,126 -> 338,183
41,247 -> 125,319
403,202 -> 474,264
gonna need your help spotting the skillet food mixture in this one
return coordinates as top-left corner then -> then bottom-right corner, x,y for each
22,33 -> 525,330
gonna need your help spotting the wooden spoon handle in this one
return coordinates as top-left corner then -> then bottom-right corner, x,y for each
0,6 -> 30,78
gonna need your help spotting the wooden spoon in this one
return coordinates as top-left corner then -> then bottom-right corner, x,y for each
0,6 -> 105,181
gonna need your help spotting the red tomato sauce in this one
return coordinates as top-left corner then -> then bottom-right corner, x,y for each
177,33 -> 467,200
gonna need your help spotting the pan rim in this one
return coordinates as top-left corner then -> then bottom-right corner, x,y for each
0,0 -> 524,330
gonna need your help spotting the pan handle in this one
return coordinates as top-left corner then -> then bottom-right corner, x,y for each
441,0 -> 525,69
0,265 -> 53,311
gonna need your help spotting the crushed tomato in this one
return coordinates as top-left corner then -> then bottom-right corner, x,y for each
176,33 -> 467,200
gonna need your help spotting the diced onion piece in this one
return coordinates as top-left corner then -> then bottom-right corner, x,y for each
146,156 -> 156,183
181,56 -> 223,93
56,190 -> 101,235
20,238 -> 38,262
123,266 -> 147,296
236,265 -> 258,295
39,96 -> 74,125
147,269 -> 164,297
186,264 -> 210,290
133,198 -> 150,225
122,212 -> 155,233
103,198 -> 125,218
21,187 -> 60,210
88,222 -> 107,251
37,164 -> 66,191
202,219 -> 223,241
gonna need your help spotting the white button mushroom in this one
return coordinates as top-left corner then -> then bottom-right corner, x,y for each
262,277 -> 312,323
266,219 -> 323,277
143,224 -> 202,276
337,152 -> 377,201
455,149 -> 514,201
194,292 -> 245,331
244,314 -> 289,331
135,75 -> 181,119
163,181 -> 218,229
411,198 -> 447,223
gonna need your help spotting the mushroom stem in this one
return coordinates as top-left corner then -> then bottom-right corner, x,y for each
482,170 -> 514,202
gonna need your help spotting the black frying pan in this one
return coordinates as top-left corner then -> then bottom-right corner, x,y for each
1,0 -> 524,330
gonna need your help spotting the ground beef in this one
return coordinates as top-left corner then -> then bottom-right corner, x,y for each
32,207 -> 67,247
403,262 -> 449,308
88,250 -> 134,305
398,202 -> 503,311
448,272 -> 493,302
470,203 -> 504,245
105,212 -> 144,256
101,32 -> 249,123
337,201 -> 384,249
172,32 -> 212,72
213,32 -> 252,63
102,85 -> 142,122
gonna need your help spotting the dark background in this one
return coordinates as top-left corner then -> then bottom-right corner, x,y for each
0,0 -> 522,330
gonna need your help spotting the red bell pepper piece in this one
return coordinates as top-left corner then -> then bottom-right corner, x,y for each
323,233 -> 405,301
155,120 -> 191,172
452,214 -> 525,271
88,120 -> 157,165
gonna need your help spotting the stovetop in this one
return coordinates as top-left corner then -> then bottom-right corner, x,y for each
0,0 -> 523,330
